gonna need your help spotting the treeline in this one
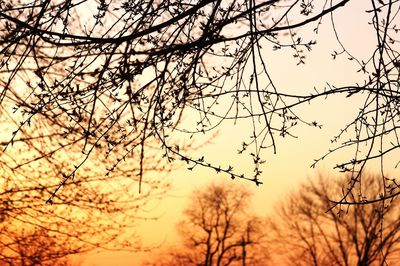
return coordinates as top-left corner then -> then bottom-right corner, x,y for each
144,173 -> 400,266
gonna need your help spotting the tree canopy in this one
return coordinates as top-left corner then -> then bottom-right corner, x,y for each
0,0 -> 399,203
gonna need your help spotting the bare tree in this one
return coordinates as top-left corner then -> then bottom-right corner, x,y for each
0,158 -> 169,264
143,182 -> 269,266
269,173 -> 400,266
0,1 -> 399,201
0,110 -> 170,263
0,227 -> 81,265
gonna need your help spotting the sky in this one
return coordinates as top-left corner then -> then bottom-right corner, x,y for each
1,0 -> 397,265
75,0 -> 400,265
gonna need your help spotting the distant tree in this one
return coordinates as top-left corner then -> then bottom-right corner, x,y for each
0,227 -> 80,265
143,182 -> 269,266
0,129 -> 169,263
269,173 -> 400,266
0,167 -> 168,264
0,0 -> 399,203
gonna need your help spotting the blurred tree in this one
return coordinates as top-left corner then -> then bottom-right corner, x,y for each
0,0 -> 399,202
0,155 -> 169,264
143,182 -> 269,266
0,227 -> 80,265
269,173 -> 400,266
0,0 -> 177,260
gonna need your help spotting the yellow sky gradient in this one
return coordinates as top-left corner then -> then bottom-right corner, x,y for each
53,1 -> 400,265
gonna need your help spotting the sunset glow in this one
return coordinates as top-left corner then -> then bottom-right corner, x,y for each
0,0 -> 399,265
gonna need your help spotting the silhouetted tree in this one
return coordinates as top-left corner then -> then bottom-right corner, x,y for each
0,114 -> 170,262
0,0 -> 177,260
143,182 -> 269,266
0,1 -> 399,203
269,173 -> 400,266
0,227 -> 80,265
0,159 -> 169,264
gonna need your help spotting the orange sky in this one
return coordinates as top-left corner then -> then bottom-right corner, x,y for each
70,1 -> 400,265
